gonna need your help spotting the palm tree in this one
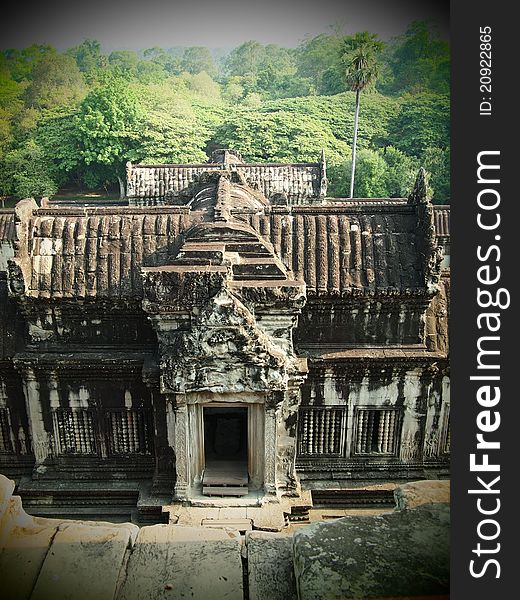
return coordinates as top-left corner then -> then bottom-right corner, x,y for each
342,32 -> 384,198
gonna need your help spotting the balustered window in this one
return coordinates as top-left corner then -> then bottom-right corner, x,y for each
106,409 -> 152,455
0,408 -> 14,453
53,408 -> 97,455
298,406 -> 347,457
354,408 -> 400,455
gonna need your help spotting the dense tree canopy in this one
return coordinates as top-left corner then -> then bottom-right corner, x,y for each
0,21 -> 450,204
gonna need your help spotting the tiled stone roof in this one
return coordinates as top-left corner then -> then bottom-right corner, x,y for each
0,211 -> 15,241
126,162 -> 325,205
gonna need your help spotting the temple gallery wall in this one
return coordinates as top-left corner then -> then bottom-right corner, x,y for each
0,150 -> 450,518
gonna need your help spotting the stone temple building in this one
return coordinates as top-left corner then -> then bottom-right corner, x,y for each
0,149 -> 450,521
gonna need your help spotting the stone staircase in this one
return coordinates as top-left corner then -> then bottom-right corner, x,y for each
172,222 -> 290,282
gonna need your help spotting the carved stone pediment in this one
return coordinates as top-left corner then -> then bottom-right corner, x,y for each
160,287 -> 298,394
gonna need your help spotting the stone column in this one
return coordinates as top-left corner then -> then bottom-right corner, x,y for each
173,401 -> 189,500
263,408 -> 277,496
275,387 -> 301,497
150,389 -> 175,497
20,368 -> 51,471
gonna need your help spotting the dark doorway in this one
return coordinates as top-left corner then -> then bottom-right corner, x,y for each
204,406 -> 247,462
202,406 -> 249,496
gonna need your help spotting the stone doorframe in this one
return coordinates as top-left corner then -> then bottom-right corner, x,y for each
169,392 -> 277,501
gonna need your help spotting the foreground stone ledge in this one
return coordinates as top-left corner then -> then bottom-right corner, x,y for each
246,531 -> 297,600
117,524 -> 243,600
394,479 -> 450,510
292,503 -> 450,600
1,476 -> 451,600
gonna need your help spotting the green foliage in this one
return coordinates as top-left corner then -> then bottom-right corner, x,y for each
342,32 -> 384,93
214,109 -> 350,163
135,61 -> 168,84
381,20 -> 450,95
262,93 -> 400,151
295,34 -> 345,95
135,81 -> 223,164
108,51 -> 140,74
387,92 -> 450,157
2,45 -> 55,82
75,81 -> 145,185
381,146 -> 420,197
181,47 -> 217,77
223,42 -> 306,99
0,27 -> 450,202
0,140 -> 61,198
36,107 -> 82,178
67,39 -> 108,74
423,146 -> 450,202
180,72 -> 221,99
25,53 -> 86,110
329,147 -> 420,198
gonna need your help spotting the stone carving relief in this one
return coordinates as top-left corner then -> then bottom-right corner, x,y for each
160,287 -> 299,395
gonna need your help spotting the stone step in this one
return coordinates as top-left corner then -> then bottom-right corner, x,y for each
232,262 -> 286,279
201,518 -> 252,532
202,486 -> 249,497
225,242 -> 271,254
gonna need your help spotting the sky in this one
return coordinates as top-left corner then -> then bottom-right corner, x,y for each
1,0 -> 449,51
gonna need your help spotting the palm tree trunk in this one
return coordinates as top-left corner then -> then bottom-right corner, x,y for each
349,89 -> 360,198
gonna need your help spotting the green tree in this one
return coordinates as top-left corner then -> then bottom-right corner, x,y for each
1,45 -> 55,82
387,92 -> 450,157
342,32 -> 384,197
136,60 -> 168,83
180,47 -> 216,76
381,146 -> 419,197
143,47 -> 181,76
423,146 -> 450,202
224,41 -> 265,78
76,81 -> 145,197
67,39 -> 108,74
36,106 -> 83,186
25,53 -> 86,110
383,20 -> 450,95
136,81 -> 223,164
1,139 -> 61,199
181,72 -> 221,99
295,33 -> 344,95
108,50 -> 140,74
214,109 -> 349,163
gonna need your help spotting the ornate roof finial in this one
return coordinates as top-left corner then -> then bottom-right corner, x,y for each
408,167 -> 431,205
319,149 -> 327,198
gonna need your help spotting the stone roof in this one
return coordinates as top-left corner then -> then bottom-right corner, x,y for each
241,205 -> 424,294
9,205 -> 195,300
0,211 -> 15,241
126,158 -> 326,205
0,204 -> 451,245
433,206 -> 450,237
4,162 -> 447,302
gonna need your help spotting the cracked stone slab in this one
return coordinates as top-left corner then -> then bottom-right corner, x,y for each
0,519 -> 60,600
30,521 -> 136,600
246,505 -> 286,531
117,524 -> 243,600
246,531 -> 297,600
293,503 -> 450,600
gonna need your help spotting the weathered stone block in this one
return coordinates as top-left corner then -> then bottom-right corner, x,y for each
293,503 -> 450,600
118,524 -> 243,600
0,520 -> 60,600
247,531 -> 297,600
394,479 -> 450,510
31,521 -> 136,600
